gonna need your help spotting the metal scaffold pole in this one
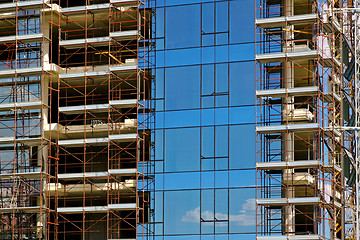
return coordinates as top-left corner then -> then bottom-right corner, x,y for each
341,6 -> 360,239
256,0 -> 358,238
355,4 -> 360,239
337,5 -> 360,239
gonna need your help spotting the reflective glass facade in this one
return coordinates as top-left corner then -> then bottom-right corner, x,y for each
150,0 -> 256,238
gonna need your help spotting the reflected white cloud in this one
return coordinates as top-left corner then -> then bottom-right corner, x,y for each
181,198 -> 256,226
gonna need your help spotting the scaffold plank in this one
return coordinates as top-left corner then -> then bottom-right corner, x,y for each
0,101 -> 43,112
324,92 -> 342,103
256,86 -> 319,98
58,134 -> 137,147
0,137 -> 43,146
257,235 -> 320,240
48,181 -> 136,196
59,99 -> 137,114
60,36 -> 110,49
256,13 -> 318,28
0,171 -> 47,179
0,33 -> 44,44
109,133 -> 137,142
60,3 -> 110,14
60,31 -> 138,49
110,30 -> 139,41
58,138 -> 107,146
59,65 -> 137,80
59,103 -> 109,114
110,65 -> 138,73
0,0 -> 50,13
256,160 -> 321,170
58,168 -> 137,180
256,50 -> 318,63
108,203 -> 137,210
257,197 -> 321,206
108,168 -> 138,175
57,203 -> 136,214
110,0 -> 141,7
57,206 -> 107,213
256,123 -> 319,134
0,206 -> 44,213
109,99 -> 138,108
0,63 -> 58,78
108,239 -> 136,240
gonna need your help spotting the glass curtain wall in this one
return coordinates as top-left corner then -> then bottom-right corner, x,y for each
150,0 -> 256,239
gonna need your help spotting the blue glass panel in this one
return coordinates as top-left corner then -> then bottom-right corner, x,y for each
202,46 -> 215,64
202,34 -> 215,47
216,1 -> 228,33
156,38 -> 165,51
155,160 -> 164,174
229,188 -> 256,234
201,189 -> 215,221
202,126 -> 214,158
215,189 -> 228,220
215,108 -> 228,125
216,33 -> 228,45
230,0 -> 254,44
202,2 -> 215,34
165,0 -> 201,6
156,8 -> 165,38
202,222 -> 215,234
229,234 -> 257,240
164,110 -> 201,128
165,47 -> 202,67
165,66 -> 201,110
215,45 -> 229,63
215,126 -> 228,157
164,190 -> 201,234
164,236 -> 201,240
229,44 -> 254,62
215,95 -> 228,108
155,191 -> 164,222
202,96 -> 215,108
155,173 -> 164,191
216,63 -> 228,93
202,64 -> 214,95
155,111 -> 164,129
202,236 -> 216,240
165,128 -> 200,172
201,108 -> 215,126
155,0 -> 164,7
202,158 -> 214,171
201,171 -> 214,188
165,4 -> 201,49
230,62 -> 255,106
215,157 -> 228,170
156,68 -> 165,99
229,170 -> 256,188
229,107 -> 255,125
214,171 -> 228,188
229,125 -> 255,169
155,99 -> 164,111
156,50 -> 165,68
164,172 -> 201,190
155,129 -> 164,161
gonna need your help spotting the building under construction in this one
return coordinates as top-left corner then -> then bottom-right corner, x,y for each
0,0 -> 152,239
5,0 -> 360,239
256,0 -> 358,239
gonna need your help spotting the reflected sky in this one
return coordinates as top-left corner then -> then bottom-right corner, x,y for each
151,0 -> 256,238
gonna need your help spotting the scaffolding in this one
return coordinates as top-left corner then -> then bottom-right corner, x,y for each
255,0 -> 354,239
0,0 -> 152,239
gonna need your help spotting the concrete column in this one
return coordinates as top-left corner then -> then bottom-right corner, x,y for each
282,0 -> 295,235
